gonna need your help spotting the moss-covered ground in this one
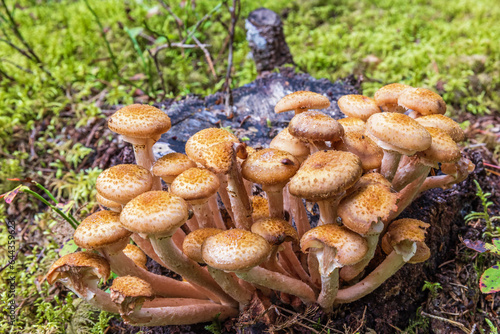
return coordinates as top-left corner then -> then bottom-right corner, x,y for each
0,0 -> 499,332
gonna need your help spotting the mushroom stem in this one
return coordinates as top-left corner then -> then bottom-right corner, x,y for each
67,280 -> 119,313
235,266 -> 316,304
387,172 -> 427,222
150,235 -> 237,307
334,251 -> 405,304
286,188 -> 310,238
216,174 -> 235,223
317,196 -> 342,225
307,253 -> 322,288
391,156 -> 431,191
126,137 -> 162,191
185,212 -> 200,232
264,185 -> 285,219
280,243 -> 317,289
208,195 -> 226,230
191,201 -> 216,228
380,150 -> 402,182
207,267 -> 254,308
226,162 -> 253,230
340,232 -> 380,282
317,268 -> 339,312
131,232 -> 185,269
125,303 -> 239,326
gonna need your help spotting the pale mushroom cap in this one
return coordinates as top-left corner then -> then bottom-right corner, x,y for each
251,218 -> 299,245
289,110 -> 344,142
110,275 -> 154,299
289,150 -> 363,201
337,117 -> 366,134
241,148 -> 300,186
415,114 -> 465,142
96,164 -> 153,205
300,224 -> 368,266
108,104 -> 171,139
334,131 -> 383,171
337,95 -> 381,121
96,193 -> 122,211
183,228 -> 223,263
417,127 -> 461,165
338,182 -> 397,235
366,112 -> 432,155
74,211 -> 132,250
120,191 -> 189,237
275,91 -> 330,114
270,127 -> 310,160
384,219 -> 430,247
202,229 -> 271,272
185,128 -> 239,164
170,168 -> 220,202
374,83 -> 412,112
45,251 -> 110,285
251,196 -> 270,221
398,88 -> 446,116
152,153 -> 196,184
123,244 -> 148,270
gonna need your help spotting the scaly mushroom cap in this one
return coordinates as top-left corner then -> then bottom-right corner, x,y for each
183,228 -> 223,263
108,104 -> 171,140
300,224 -> 368,266
241,148 -> 300,186
415,114 -> 465,142
122,244 -> 148,270
288,111 -> 344,142
398,88 -> 446,116
200,141 -> 237,174
338,117 -> 366,134
251,218 -> 299,245
96,164 -> 153,205
74,210 -> 132,251
381,239 -> 431,264
366,112 -> 432,155
337,95 -> 381,121
110,276 -> 154,315
334,131 -> 383,171
374,83 -> 412,113
274,91 -> 330,114
202,229 -> 271,272
170,168 -> 220,203
338,181 -> 397,235
185,128 -> 239,164
45,251 -> 110,297
289,150 -> 363,201
355,172 -> 392,188
96,193 -> 122,212
417,127 -> 461,167
270,127 -> 310,160
383,219 -> 430,261
152,153 -> 196,184
120,191 -> 189,238
251,196 -> 270,221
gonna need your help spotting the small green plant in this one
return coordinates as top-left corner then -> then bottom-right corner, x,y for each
402,307 -> 430,334
204,312 -> 222,334
464,238 -> 500,293
465,180 -> 500,237
422,281 -> 443,298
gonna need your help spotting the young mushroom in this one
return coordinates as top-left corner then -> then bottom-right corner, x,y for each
373,83 -> 412,113
398,87 -> 447,118
275,91 -> 330,115
152,152 -> 197,189
337,95 -> 381,121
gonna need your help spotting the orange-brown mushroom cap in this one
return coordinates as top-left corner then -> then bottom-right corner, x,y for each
45,251 -> 110,285
251,218 -> 299,246
337,95 -> 381,121
185,128 -> 239,165
152,153 -> 196,184
417,127 -> 461,167
108,104 -> 171,140
275,91 -> 330,114
183,228 -> 224,263
334,131 -> 383,171
122,244 -> 148,270
251,196 -> 270,221
110,275 -> 154,315
270,127 -> 310,160
288,111 -> 344,143
398,88 -> 446,116
415,114 -> 465,142
241,148 -> 300,187
374,83 -> 412,113
202,229 -> 271,272
170,168 -> 220,203
337,117 -> 366,134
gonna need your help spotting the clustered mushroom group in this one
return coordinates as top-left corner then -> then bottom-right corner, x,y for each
45,84 -> 475,326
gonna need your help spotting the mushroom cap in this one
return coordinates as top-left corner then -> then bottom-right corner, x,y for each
96,164 -> 153,205
417,127 -> 461,166
96,193 -> 122,212
183,228 -> 223,263
355,172 -> 392,188
152,153 -> 196,184
200,141 -> 237,175
300,224 -> 368,266
337,117 -> 366,134
185,128 -> 239,165
251,196 -> 270,221
110,276 -> 154,315
338,181 -> 397,235
74,210 -> 132,250
289,150 -> 363,201
288,111 -> 344,142
170,168 -> 220,202
337,95 -> 381,121
241,148 -> 300,187
45,251 -> 110,285
366,112 -> 432,155
122,244 -> 148,270
274,91 -> 330,114
334,131 -> 383,171
384,219 -> 430,247
381,239 -> 431,264
270,127 -> 310,160
374,83 -> 412,112
415,114 -> 465,142
398,88 -> 446,116
120,191 -> 189,237
251,218 -> 299,245
202,229 -> 271,272
108,104 -> 171,139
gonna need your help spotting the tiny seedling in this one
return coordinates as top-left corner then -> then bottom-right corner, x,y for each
463,238 -> 500,294
422,281 -> 443,298
465,180 -> 500,237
